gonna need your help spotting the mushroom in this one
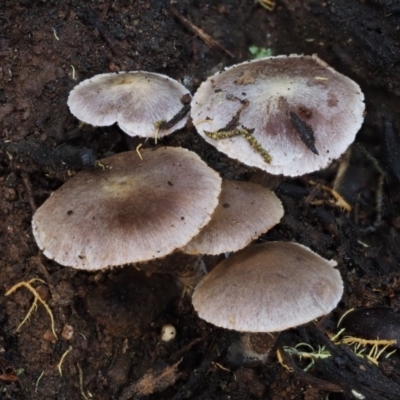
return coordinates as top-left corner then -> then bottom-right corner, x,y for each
138,179 -> 283,288
192,241 -> 343,363
191,54 -> 365,176
67,71 -> 191,139
32,146 -> 222,270
182,179 -> 284,255
138,179 -> 283,287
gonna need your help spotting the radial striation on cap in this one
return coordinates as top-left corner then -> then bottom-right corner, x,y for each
67,71 -> 191,138
191,54 -> 365,176
192,242 -> 343,333
32,147 -> 222,270
182,180 -> 284,255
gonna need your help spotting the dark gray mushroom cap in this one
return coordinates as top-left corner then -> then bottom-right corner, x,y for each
191,54 -> 365,176
192,242 -> 343,332
32,147 -> 222,270
182,180 -> 284,255
67,71 -> 191,138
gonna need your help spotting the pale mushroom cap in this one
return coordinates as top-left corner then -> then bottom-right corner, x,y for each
191,54 -> 365,176
182,180 -> 284,255
67,71 -> 191,138
32,147 -> 222,270
192,242 -> 343,332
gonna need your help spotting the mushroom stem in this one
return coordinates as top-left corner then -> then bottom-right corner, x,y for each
139,252 -> 208,290
227,332 -> 279,366
249,170 -> 284,190
177,257 -> 207,289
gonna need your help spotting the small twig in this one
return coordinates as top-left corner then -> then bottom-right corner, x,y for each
211,362 -> 236,380
170,336 -> 204,363
354,143 -> 385,229
170,8 -> 234,58
21,172 -> 37,213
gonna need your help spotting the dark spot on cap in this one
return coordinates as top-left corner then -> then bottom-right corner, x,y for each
67,210 -> 73,215
223,203 -> 230,208
327,95 -> 339,107
180,93 -> 191,105
297,106 -> 313,119
168,181 -> 173,186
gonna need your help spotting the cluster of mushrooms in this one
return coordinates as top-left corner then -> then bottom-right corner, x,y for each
32,55 -> 364,360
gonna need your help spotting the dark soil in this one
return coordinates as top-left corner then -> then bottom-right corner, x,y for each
1,0 -> 400,399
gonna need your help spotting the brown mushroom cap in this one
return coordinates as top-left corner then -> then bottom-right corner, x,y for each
192,242 -> 343,332
191,54 -> 365,176
67,71 -> 191,138
182,180 -> 284,255
32,147 -> 222,270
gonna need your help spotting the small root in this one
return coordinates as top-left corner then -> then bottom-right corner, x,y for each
58,346 -> 73,376
136,143 -> 143,160
5,278 -> 57,339
77,363 -> 92,399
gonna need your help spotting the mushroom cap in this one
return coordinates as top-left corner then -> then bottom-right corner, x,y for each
32,147 -> 222,270
192,242 -> 343,332
191,54 -> 365,176
67,71 -> 191,138
182,180 -> 284,255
